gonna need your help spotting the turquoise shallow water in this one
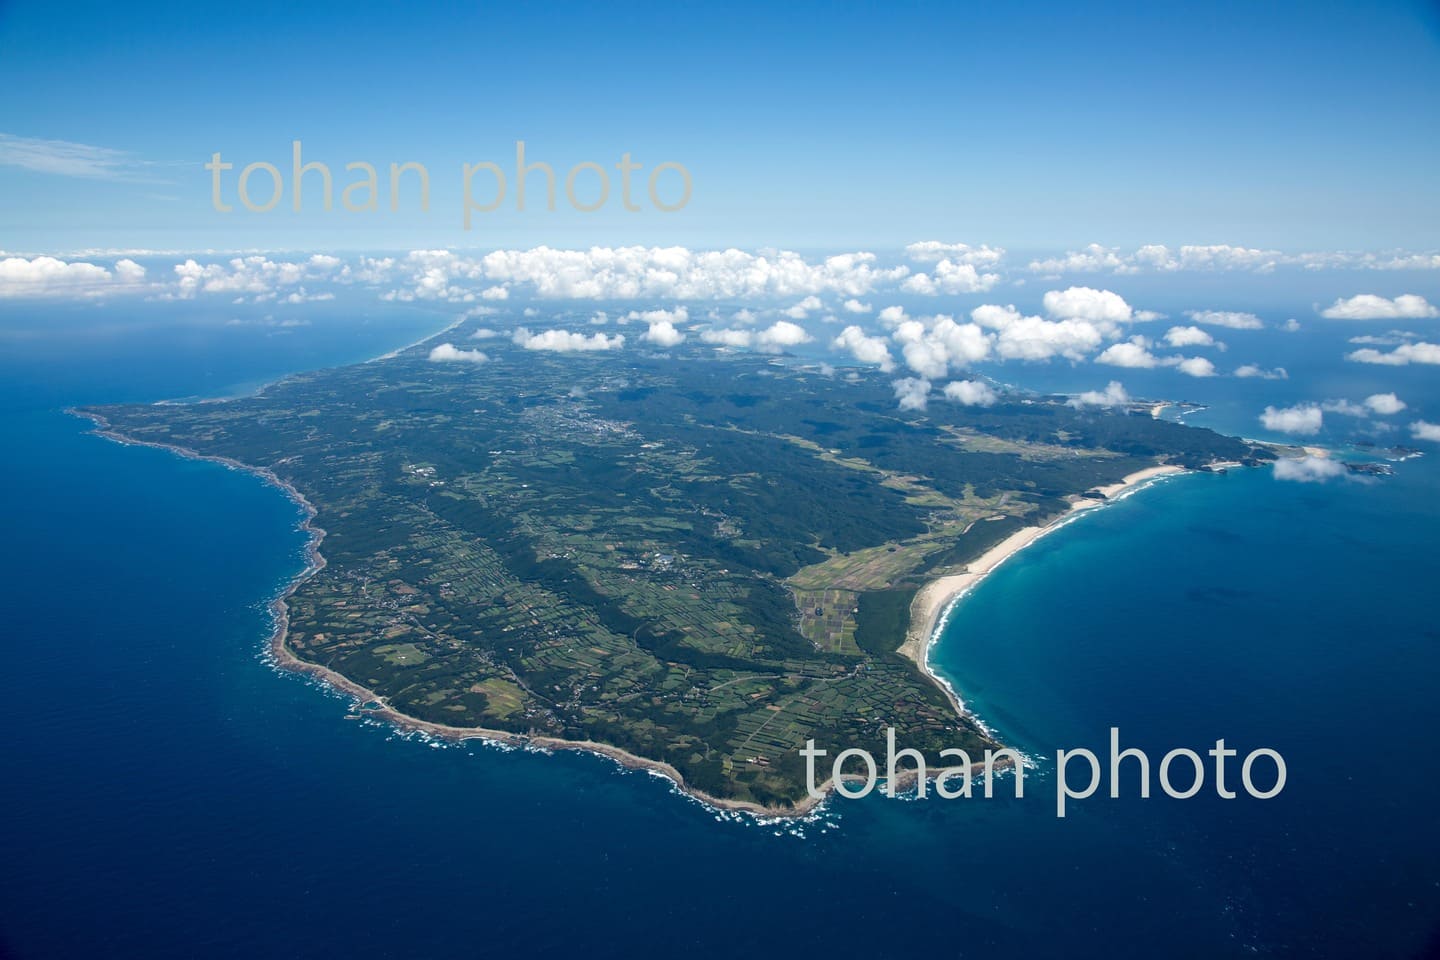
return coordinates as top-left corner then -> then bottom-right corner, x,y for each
1,309 -> 1438,958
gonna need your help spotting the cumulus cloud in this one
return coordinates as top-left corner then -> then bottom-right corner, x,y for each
642,320 -> 686,347
1365,393 -> 1407,415
1411,421 -> 1440,442
475,247 -> 909,299
1325,394 -> 1407,417
892,377 -> 932,411
1321,399 -> 1370,418
1164,325 -> 1217,348
1234,364 -> 1288,380
171,254 -> 350,302
699,328 -> 754,348
470,327 -> 500,339
783,295 -> 823,319
1042,286 -> 1134,323
943,380 -> 997,406
1259,404 -> 1323,435
513,327 -> 625,352
877,305 -> 908,327
1346,342 -> 1440,366
890,314 -> 993,376
1068,381 -> 1130,408
1027,243 -> 1133,275
428,343 -> 488,363
841,298 -> 872,314
1176,356 -> 1217,377
832,325 -> 895,372
1184,309 -> 1264,330
905,241 -> 1005,266
902,258 -> 1001,295
1320,294 -> 1438,320
1096,339 -> 1164,369
0,255 -> 146,298
755,320 -> 812,351
1026,243 -> 1440,275
969,303 -> 1105,362
1273,456 -> 1346,483
1029,243 -> 1284,275
1282,318 -> 1302,332
1348,332 -> 1415,346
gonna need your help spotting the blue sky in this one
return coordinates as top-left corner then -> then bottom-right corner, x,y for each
1,0 -> 1438,253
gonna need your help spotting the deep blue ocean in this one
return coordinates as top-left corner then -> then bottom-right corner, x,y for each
2,290 -> 1438,959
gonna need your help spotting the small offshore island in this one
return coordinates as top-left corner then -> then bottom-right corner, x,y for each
77,321 -> 1275,813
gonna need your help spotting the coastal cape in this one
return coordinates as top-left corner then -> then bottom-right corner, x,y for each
76,329 -> 1273,813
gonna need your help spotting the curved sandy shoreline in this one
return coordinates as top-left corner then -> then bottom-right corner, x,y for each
71,402 -> 1194,820
898,464 -> 1189,720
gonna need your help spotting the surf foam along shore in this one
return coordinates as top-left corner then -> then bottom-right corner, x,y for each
898,465 -> 1188,724
68,405 -> 846,820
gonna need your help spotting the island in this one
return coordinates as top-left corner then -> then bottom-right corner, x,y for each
76,320 -> 1273,813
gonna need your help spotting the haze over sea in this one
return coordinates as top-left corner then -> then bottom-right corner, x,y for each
2,284 -> 1438,959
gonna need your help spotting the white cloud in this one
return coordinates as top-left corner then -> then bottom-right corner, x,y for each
1273,456 -> 1345,483
476,247 -> 908,299
1024,243 -> 1440,275
902,258 -> 1000,295
480,285 -> 509,300
1234,364 -> 1288,380
1163,325 -> 1216,348
172,255 -> 352,302
1184,309 -> 1264,330
1175,356 -> 1217,377
783,295 -> 823,319
470,328 -> 500,339
1348,332 -> 1415,346
1042,286 -> 1133,323
700,328 -> 754,348
513,327 -> 625,352
1068,381 -> 1130,408
1411,421 -> 1440,442
877,305 -> 908,327
1096,339 -> 1163,368
892,314 -> 993,375
832,325 -> 895,372
755,320 -> 812,351
1346,342 -> 1440,366
1365,393 -> 1406,415
841,298 -> 872,314
1169,245 -> 1280,272
1259,404 -> 1323,435
971,304 -> 1104,362
0,255 -> 145,298
1321,399 -> 1370,418
1320,294 -> 1438,320
1282,318 -> 1302,332
642,320 -> 686,347
904,241 -> 1005,266
892,377 -> 932,411
428,342 -> 489,363
942,380 -> 997,406
624,307 -> 689,330
279,288 -> 334,304
0,133 -> 157,181
1026,243 -> 1132,275
114,259 -> 146,283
